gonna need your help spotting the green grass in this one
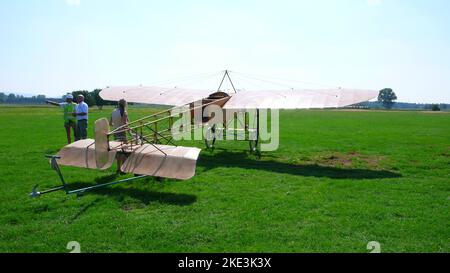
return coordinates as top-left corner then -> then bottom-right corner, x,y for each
0,105 -> 449,253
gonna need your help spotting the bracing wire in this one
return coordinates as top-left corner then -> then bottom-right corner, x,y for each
230,70 -> 341,89
229,71 -> 295,89
179,72 -> 225,89
228,73 -> 277,90
155,73 -> 225,96
144,70 -> 224,88
132,69 -> 349,99
228,70 -> 348,98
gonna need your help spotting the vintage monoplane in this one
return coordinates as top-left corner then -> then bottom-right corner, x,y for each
30,70 -> 378,197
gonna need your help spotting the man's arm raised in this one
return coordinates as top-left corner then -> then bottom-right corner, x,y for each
46,100 -> 61,107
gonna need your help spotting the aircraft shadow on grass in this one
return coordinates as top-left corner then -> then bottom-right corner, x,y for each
60,176 -> 196,222
57,149 -> 398,218
67,175 -> 197,207
197,150 -> 401,180
68,198 -> 101,223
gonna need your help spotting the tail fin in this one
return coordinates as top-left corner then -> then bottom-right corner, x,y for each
94,118 -> 111,169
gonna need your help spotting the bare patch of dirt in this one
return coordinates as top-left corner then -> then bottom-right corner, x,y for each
121,201 -> 145,212
442,152 -> 450,157
320,154 -> 353,167
312,152 -> 385,169
122,205 -> 133,212
330,109 -> 372,112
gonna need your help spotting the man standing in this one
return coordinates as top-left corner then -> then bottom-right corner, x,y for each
46,94 -> 78,144
74,94 -> 89,141
110,99 -> 129,174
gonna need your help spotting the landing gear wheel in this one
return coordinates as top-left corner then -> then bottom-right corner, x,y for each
205,125 -> 217,150
254,149 -> 261,159
155,176 -> 164,182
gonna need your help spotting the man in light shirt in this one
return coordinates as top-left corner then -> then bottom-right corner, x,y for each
74,94 -> 89,141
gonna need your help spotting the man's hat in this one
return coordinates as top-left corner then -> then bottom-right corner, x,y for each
66,94 -> 74,99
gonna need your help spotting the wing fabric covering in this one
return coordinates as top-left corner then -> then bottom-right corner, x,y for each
100,86 -> 377,109
99,86 -> 214,107
54,139 -> 201,180
55,139 -> 118,170
223,89 -> 378,110
120,145 -> 201,180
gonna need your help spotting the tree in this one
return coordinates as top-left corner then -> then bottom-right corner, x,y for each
91,89 -> 105,109
7,93 -> 16,103
378,88 -> 397,109
72,90 -> 95,107
0,92 -> 5,103
36,95 -> 46,101
431,104 -> 441,111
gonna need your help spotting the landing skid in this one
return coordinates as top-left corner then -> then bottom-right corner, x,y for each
30,155 -> 149,198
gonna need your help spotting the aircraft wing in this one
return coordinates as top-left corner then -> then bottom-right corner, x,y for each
99,86 -> 215,106
100,86 -> 378,109
222,88 -> 378,110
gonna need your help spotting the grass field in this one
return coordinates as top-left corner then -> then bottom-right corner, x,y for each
0,105 -> 448,253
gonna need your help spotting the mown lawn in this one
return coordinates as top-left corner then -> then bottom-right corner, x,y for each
0,106 -> 448,253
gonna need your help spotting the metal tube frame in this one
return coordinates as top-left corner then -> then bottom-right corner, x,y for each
30,155 -> 149,198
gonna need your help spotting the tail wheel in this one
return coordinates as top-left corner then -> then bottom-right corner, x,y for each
205,125 -> 217,150
249,139 -> 259,153
250,140 -> 261,159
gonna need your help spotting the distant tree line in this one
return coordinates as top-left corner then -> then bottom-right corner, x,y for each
355,101 -> 448,111
66,89 -> 118,109
0,93 -> 47,104
353,88 -> 448,111
70,89 -> 114,109
0,89 -> 117,108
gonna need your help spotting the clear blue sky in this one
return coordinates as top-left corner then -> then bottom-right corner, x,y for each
1,0 -> 449,103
